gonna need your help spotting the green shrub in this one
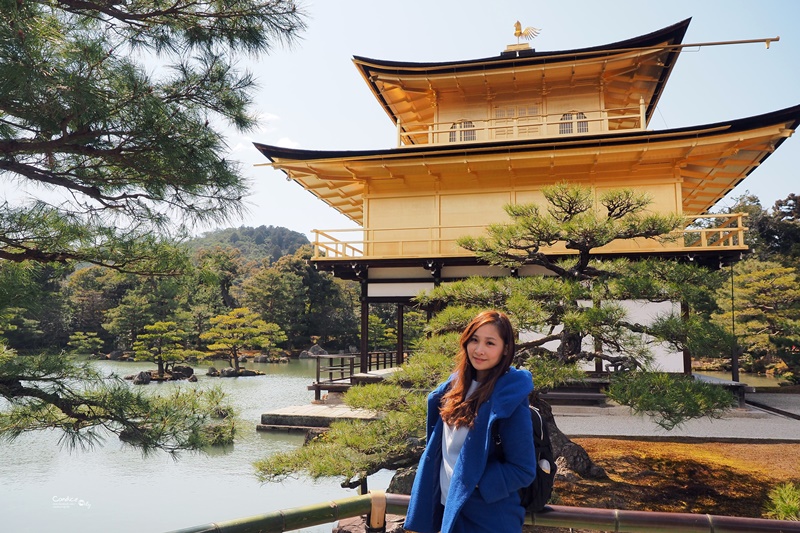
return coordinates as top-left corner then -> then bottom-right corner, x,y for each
764,482 -> 800,521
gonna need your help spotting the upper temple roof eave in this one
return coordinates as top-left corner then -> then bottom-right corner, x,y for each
351,18 -> 691,73
352,18 -> 690,136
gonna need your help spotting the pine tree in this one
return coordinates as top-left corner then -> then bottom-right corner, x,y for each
67,331 -> 104,356
1,0 -> 305,272
133,321 -> 187,379
714,258 -> 800,381
0,343 -> 234,454
256,184 -> 736,484
201,307 -> 286,373
0,0 -> 305,451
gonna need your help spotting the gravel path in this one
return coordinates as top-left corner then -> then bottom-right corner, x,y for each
553,392 -> 800,442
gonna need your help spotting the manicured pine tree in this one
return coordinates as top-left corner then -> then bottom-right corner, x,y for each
133,321 -> 187,379
201,308 -> 286,373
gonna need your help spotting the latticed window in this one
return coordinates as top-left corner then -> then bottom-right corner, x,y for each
449,120 -> 476,142
559,112 -> 588,135
577,112 -> 589,133
559,113 -> 573,135
495,107 -> 512,137
494,104 -> 541,138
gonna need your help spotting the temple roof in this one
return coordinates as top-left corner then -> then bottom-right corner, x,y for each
353,19 -> 690,142
255,104 -> 800,224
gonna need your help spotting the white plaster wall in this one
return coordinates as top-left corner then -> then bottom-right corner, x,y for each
367,282 -> 435,298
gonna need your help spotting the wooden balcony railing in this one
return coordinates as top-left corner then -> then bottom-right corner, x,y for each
312,214 -> 748,261
397,100 -> 647,147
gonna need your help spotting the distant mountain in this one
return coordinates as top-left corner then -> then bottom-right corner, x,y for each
188,225 -> 309,263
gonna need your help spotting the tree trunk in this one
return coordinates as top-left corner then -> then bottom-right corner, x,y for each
532,396 -> 607,479
232,348 -> 240,373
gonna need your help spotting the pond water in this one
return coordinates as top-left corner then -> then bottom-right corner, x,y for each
0,359 -> 392,533
695,371 -> 789,389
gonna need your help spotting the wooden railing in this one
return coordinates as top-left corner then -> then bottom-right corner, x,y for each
682,213 -> 748,249
312,230 -> 363,259
366,350 -> 399,370
308,351 -> 404,401
312,214 -> 748,260
396,101 -> 647,147
168,491 -> 800,533
313,354 -> 356,392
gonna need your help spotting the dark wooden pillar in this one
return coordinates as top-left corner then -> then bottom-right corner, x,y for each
360,279 -> 369,373
682,300 -> 692,375
396,303 -> 405,365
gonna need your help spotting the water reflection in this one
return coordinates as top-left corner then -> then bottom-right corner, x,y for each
0,358 -> 392,533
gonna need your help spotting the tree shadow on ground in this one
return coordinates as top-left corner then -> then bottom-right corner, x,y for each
528,438 -> 800,533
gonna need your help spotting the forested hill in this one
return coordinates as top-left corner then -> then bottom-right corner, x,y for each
188,225 -> 309,263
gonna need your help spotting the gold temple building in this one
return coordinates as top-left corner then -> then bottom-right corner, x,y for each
255,19 -> 800,372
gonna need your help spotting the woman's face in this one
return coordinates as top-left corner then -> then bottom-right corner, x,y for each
466,323 -> 506,381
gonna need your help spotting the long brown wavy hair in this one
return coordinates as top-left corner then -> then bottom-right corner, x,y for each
439,310 -> 516,429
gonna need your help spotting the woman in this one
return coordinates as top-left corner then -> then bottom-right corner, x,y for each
404,310 -> 536,533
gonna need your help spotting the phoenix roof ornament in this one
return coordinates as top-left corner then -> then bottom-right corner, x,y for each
514,21 -> 541,43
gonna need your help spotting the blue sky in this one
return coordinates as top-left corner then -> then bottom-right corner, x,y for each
226,0 -> 800,240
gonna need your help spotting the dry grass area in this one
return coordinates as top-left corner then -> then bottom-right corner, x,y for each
527,438 -> 800,532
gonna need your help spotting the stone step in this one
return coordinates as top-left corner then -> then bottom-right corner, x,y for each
256,424 -> 320,434
540,391 -> 608,405
258,404 -> 380,431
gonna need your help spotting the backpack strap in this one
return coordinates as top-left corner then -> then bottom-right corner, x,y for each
530,406 -> 545,442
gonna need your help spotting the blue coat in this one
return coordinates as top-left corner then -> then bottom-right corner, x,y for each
404,367 -> 536,533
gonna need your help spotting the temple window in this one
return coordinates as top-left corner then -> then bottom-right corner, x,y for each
559,112 -> 588,135
494,104 -> 541,138
449,120 -> 476,142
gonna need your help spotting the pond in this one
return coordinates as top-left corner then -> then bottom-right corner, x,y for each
695,370 -> 790,389
0,358 -> 393,533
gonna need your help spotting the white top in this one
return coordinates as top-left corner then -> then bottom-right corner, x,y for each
439,380 -> 480,505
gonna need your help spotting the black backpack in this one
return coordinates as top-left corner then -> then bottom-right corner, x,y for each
492,405 -> 558,512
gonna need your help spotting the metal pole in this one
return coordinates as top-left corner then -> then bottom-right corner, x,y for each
362,38 -> 782,90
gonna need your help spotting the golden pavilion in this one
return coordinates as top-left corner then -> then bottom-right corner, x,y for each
255,19 -> 800,372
